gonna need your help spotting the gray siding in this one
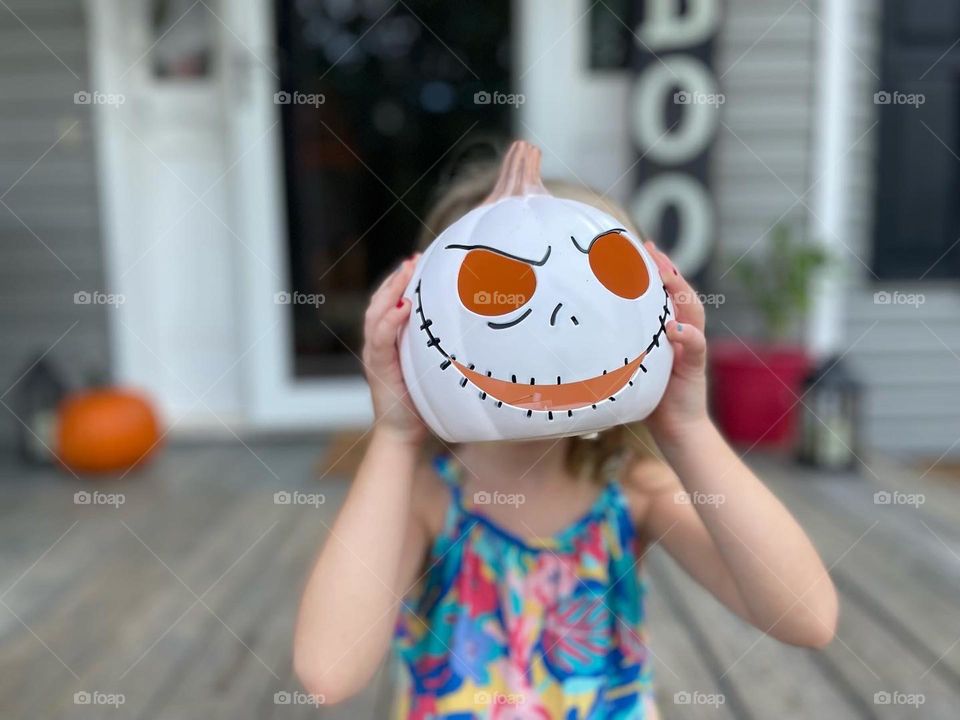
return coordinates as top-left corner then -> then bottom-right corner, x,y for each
0,0 -> 108,451
708,0 -> 818,336
708,0 -> 959,459
840,0 -> 960,457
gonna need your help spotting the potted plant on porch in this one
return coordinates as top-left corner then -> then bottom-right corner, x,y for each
710,224 -> 829,448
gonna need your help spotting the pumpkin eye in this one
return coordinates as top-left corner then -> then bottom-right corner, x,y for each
457,249 -> 537,316
588,231 -> 650,299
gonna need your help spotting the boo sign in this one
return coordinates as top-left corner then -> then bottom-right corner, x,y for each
629,0 -> 723,278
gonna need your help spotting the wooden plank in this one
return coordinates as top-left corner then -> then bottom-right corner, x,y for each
646,550 -> 864,720
0,447 -> 220,639
644,558 -> 738,719
764,464 -> 960,690
126,509 -> 305,720
204,494 -> 396,720
0,447 -> 259,718
119,451 -> 335,719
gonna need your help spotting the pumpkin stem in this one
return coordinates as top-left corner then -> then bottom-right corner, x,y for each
482,140 -> 549,204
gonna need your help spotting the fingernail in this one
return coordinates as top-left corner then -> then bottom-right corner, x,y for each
676,323 -> 683,332
396,298 -> 405,308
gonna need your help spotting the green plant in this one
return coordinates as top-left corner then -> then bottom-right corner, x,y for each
734,223 -> 829,342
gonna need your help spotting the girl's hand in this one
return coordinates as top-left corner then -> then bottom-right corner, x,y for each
644,241 -> 710,445
361,254 -> 427,444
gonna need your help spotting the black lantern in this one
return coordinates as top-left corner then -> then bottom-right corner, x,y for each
797,356 -> 862,471
9,354 -> 68,465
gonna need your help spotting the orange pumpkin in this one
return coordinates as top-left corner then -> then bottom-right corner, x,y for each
56,389 -> 162,473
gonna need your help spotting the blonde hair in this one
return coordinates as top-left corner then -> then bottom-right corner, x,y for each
417,147 -> 661,481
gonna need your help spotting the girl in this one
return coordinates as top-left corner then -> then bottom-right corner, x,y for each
294,148 -> 838,719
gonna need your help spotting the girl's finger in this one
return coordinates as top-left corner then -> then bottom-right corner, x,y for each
644,243 -> 677,291
370,258 -> 413,312
367,297 -> 413,360
665,320 -> 706,370
667,278 -> 705,330
366,258 -> 417,333
647,248 -> 706,331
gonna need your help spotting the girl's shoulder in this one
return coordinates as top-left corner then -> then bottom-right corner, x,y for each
617,453 -> 683,528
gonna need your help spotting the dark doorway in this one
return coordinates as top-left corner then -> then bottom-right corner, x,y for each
274,1 -> 514,377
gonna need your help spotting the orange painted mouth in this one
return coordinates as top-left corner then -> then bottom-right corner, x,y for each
413,281 -> 670,415
453,356 -> 646,411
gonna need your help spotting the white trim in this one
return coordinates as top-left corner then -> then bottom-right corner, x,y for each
515,0 -> 633,200
809,0 -> 854,358
86,0 -> 138,390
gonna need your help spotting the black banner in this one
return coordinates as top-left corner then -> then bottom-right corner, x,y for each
629,0 -> 723,278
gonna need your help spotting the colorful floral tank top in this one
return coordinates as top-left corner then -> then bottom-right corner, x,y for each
393,454 -> 652,719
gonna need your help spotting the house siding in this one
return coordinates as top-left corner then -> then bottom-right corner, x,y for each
709,0 -> 956,459
709,0 -> 819,341
841,0 -> 960,458
0,0 -> 108,451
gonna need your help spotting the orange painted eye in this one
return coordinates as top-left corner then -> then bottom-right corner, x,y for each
457,249 -> 536,316
589,231 -> 650,299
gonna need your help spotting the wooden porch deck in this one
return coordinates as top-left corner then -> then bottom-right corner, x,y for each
1,440 -> 958,719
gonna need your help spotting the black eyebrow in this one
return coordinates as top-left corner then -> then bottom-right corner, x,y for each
570,228 -> 628,254
444,243 -> 552,266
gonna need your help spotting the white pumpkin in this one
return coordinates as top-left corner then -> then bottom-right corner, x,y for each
399,141 -> 673,442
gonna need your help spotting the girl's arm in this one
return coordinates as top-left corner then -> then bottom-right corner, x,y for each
294,256 -> 430,704
635,243 -> 838,648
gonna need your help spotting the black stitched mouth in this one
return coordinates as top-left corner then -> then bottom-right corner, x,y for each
413,281 -> 670,412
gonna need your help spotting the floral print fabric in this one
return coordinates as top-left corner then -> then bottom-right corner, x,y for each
393,455 -> 651,719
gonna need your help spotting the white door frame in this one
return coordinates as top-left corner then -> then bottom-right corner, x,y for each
89,0 -> 373,431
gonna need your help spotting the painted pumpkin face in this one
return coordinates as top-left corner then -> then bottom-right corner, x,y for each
399,142 -> 673,442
